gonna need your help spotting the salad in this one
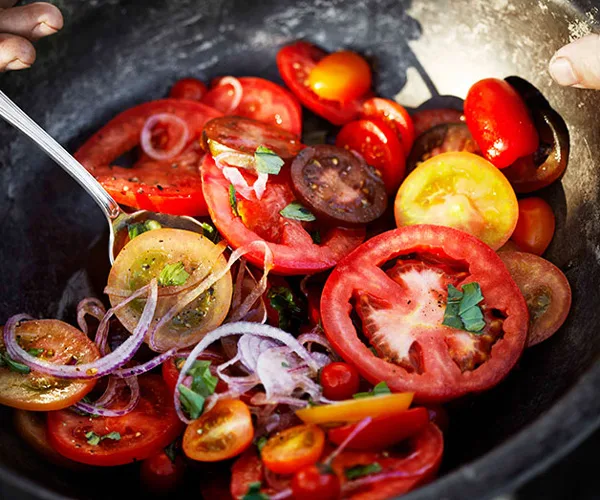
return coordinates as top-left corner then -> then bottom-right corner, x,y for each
0,41 -> 573,499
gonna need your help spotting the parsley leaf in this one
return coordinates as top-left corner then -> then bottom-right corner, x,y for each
158,262 -> 190,287
178,360 -> 219,420
353,381 -> 391,399
280,202 -> 316,222
242,482 -> 269,500
344,462 -> 383,480
199,222 -> 219,242
267,286 -> 303,331
178,385 -> 205,420
442,282 -> 486,333
128,219 -> 162,240
0,352 -> 31,375
27,348 -> 44,357
254,146 -> 284,175
85,431 -> 121,446
229,184 -> 239,217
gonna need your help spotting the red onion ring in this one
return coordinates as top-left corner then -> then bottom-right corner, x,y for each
140,113 -> 189,161
269,489 -> 292,500
76,297 -> 106,336
237,334 -> 278,372
342,466 -> 431,494
113,348 -> 177,378
325,417 -> 373,464
71,376 -> 140,417
217,76 -> 243,113
214,153 -> 269,200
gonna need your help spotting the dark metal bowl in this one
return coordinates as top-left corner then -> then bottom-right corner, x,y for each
0,0 -> 599,498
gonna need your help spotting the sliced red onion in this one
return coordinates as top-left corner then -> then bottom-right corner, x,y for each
76,298 -> 106,336
217,76 -> 243,113
95,376 -> 122,407
311,352 -> 332,369
215,354 -> 260,393
298,330 -> 341,362
223,165 -> 269,200
250,392 -> 309,408
269,489 -> 292,500
237,334 -> 279,372
3,281 -> 158,380
72,376 -> 140,417
140,113 -> 189,161
202,389 -> 242,415
113,348 -> 177,378
342,467 -> 427,494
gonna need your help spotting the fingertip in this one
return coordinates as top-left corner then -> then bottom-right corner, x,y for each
549,34 -> 600,89
0,34 -> 36,71
29,2 -> 64,39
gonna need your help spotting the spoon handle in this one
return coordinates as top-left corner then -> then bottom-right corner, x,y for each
0,90 -> 120,219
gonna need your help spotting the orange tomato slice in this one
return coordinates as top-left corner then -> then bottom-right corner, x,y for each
261,424 -> 325,475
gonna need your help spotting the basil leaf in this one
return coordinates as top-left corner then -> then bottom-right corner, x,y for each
85,431 -> 101,446
344,462 -> 383,480
187,360 -> 218,398
199,222 -> 219,242
104,432 -> 121,441
254,146 -> 284,175
280,202 -> 316,222
353,381 -> 390,399
459,283 -> 484,315
178,384 -> 205,420
128,219 -> 162,240
242,481 -> 269,500
158,262 -> 190,287
461,306 -> 486,332
267,286 -> 303,331
27,348 -> 44,357
229,184 -> 239,217
442,282 -> 486,333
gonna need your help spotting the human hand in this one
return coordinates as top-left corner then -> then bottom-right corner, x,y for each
549,34 -> 600,89
0,1 -> 63,71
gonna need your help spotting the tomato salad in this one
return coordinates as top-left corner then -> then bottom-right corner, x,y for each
1,43 -> 573,499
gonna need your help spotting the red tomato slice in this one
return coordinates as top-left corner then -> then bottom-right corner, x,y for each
277,41 -> 362,126
201,154 -> 365,274
327,407 -> 429,450
360,98 -> 415,154
75,99 -> 222,216
321,225 -> 529,402
411,108 -> 464,138
202,77 -> 302,136
47,375 -> 184,466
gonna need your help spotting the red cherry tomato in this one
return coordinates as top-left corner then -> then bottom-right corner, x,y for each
465,78 -> 539,169
308,51 -> 371,102
291,464 -> 341,500
360,98 -> 415,154
510,197 -> 555,255
140,451 -> 186,494
169,78 -> 207,101
320,362 -> 360,401
336,119 -> 406,195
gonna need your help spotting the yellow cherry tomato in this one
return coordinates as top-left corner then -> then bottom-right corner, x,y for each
308,51 -> 371,102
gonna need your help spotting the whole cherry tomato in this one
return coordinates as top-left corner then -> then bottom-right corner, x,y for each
292,464 -> 341,500
511,197 -> 555,255
320,362 -> 361,401
169,78 -> 208,101
308,51 -> 371,102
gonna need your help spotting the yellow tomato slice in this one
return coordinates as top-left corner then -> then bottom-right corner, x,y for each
394,152 -> 518,250
295,392 -> 413,425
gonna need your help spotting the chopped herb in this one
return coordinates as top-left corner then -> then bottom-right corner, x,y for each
229,184 -> 239,217
368,346 -> 378,357
256,436 -> 268,452
280,202 -> 316,222
0,352 -> 31,375
164,441 -> 178,464
199,221 -> 219,242
178,385 -> 205,420
281,361 -> 290,368
267,286 -> 303,332
27,348 -> 44,357
310,230 -> 321,245
242,481 -> 269,500
442,282 -> 486,333
254,145 -> 284,175
353,381 -> 391,399
344,462 -> 383,480
128,219 -> 162,240
178,360 -> 219,419
104,431 -> 121,441
85,431 -> 121,446
158,262 -> 190,287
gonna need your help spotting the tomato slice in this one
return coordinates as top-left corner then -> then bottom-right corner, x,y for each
394,152 -> 519,250
169,78 -> 208,101
182,399 -> 254,462
336,119 -> 406,195
201,154 -> 365,275
411,108 -> 464,138
510,197 -> 555,255
75,99 -> 222,216
277,41 -> 362,126
321,225 -> 529,402
295,393 -> 413,425
360,98 -> 415,155
202,77 -> 302,136
231,448 -> 278,498
47,375 -> 184,466
498,251 -> 571,347
261,424 -> 325,474
327,407 -> 429,451
0,320 -> 99,411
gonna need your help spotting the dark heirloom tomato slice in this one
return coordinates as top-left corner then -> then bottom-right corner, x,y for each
202,77 -> 303,136
75,99 -> 222,216
202,116 -> 303,159
47,375 -> 184,466
201,154 -> 365,275
411,108 -> 464,138
498,251 -> 571,347
321,225 -> 529,402
291,145 -> 387,226
277,41 -> 362,126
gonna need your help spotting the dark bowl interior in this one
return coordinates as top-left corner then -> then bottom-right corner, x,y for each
1,0 -> 599,499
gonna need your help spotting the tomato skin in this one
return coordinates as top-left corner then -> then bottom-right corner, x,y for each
511,197 -> 555,255
261,424 -> 325,475
306,286 -> 322,326
140,451 -> 186,494
320,362 -> 360,401
292,465 -> 341,500
308,51 -> 371,102
169,78 -> 208,101
411,108 -> 464,138
327,407 -> 429,450
360,98 -> 415,155
465,78 -> 539,169
231,448 -> 278,498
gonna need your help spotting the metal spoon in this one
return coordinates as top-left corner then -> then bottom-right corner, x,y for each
0,90 -> 206,263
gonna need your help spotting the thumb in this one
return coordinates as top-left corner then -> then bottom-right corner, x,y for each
549,34 -> 600,89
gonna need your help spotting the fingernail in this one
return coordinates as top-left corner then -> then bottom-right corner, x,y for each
5,58 -> 31,70
549,56 -> 579,86
31,21 -> 58,38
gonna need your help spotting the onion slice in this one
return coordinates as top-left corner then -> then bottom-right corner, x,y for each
218,76 -> 243,113
72,376 -> 140,417
140,113 -> 189,161
76,298 -> 106,336
214,152 -> 269,200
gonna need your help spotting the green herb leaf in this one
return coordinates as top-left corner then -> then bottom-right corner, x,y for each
280,202 -> 316,222
242,481 -> 269,500
187,360 -> 219,398
178,384 -> 205,420
104,432 -> 121,441
128,219 -> 162,240
27,348 -> 44,357
199,222 -> 219,242
256,436 -> 268,453
0,353 -> 31,375
229,184 -> 239,217
267,286 -> 303,331
310,230 -> 321,245
442,282 -> 486,333
254,146 -> 284,175
85,431 -> 120,446
353,381 -> 391,399
344,462 -> 383,480
158,262 -> 190,287
164,441 -> 178,464
281,361 -> 290,368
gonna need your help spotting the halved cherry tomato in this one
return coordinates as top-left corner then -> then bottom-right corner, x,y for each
201,154 -> 365,275
231,448 -> 278,498
47,375 -> 184,466
308,51 -> 371,102
510,197 -> 555,255
296,393 -> 413,425
499,251 -> 571,347
360,98 -> 414,154
321,225 -> 529,402
327,407 -> 429,450
0,320 -> 99,411
292,464 -> 341,500
291,145 -> 387,225
140,451 -> 186,493
202,77 -> 302,136
183,399 -> 253,462
465,78 -> 539,169
261,424 -> 325,474
394,152 -> 519,250
336,119 -> 405,195
169,78 -> 207,101
277,41 -> 362,125
320,362 -> 360,401
107,228 -> 232,351
411,108 -> 464,138
75,99 -> 222,216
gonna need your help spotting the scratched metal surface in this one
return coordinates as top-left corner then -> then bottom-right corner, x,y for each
0,0 -> 598,499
